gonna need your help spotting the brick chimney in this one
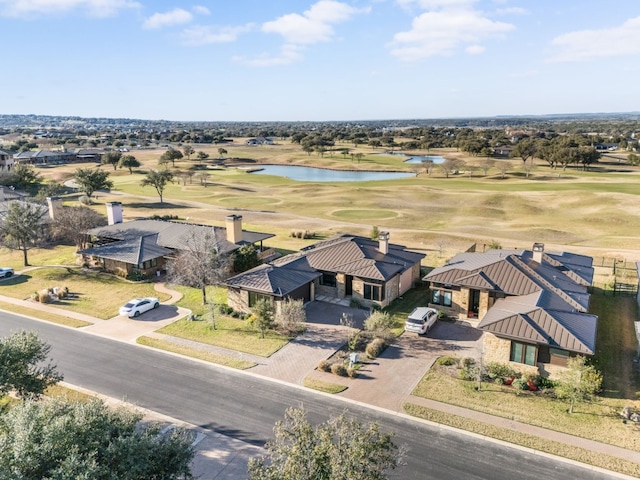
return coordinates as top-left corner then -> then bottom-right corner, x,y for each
378,231 -> 390,255
532,242 -> 544,263
106,202 -> 123,225
226,215 -> 243,244
46,196 -> 63,220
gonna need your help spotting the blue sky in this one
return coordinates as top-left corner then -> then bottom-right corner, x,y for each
1,0 -> 639,121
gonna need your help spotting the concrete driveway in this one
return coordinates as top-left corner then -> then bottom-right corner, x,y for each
304,300 -> 369,328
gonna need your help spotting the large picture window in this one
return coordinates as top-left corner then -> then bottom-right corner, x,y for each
510,341 -> 537,366
363,283 -> 384,302
249,291 -> 272,307
319,272 -> 337,287
432,289 -> 452,307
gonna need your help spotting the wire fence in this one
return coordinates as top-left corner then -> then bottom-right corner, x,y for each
591,256 -> 638,296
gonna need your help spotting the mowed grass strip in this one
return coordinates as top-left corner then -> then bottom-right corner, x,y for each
137,336 -> 256,369
167,284 -> 290,357
403,403 -> 640,478
303,376 -> 348,394
45,384 -> 95,402
0,301 -> 91,328
156,317 -> 288,358
0,267 -> 170,319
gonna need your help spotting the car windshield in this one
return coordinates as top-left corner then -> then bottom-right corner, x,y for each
124,302 -> 135,308
407,318 -> 425,325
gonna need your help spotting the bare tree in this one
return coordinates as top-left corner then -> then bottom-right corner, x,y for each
167,227 -> 231,305
522,157 -> 535,179
440,158 -> 465,178
478,159 -> 495,176
421,159 -> 434,175
274,298 -> 307,336
51,205 -> 107,251
496,160 -> 512,179
196,172 -> 209,186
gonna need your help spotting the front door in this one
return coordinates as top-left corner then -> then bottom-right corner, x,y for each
345,275 -> 353,296
469,289 -> 481,318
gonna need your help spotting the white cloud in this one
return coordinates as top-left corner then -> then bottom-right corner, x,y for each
181,23 -> 254,46
465,44 -> 485,54
549,16 -> 640,62
262,0 -> 369,45
0,0 -> 139,18
143,8 -> 193,30
390,8 -> 514,61
192,5 -> 209,15
397,0 -> 477,10
233,44 -> 304,67
495,6 -> 528,16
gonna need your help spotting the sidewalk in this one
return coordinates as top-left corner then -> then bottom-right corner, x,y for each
2,284 -> 640,475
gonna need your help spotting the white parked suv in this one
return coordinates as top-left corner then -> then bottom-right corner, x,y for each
404,307 -> 439,335
0,268 -> 14,279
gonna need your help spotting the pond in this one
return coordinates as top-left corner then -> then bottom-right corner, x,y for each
248,165 -> 414,182
403,155 -> 446,164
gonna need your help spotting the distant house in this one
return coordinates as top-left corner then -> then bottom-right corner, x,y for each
80,206 -> 275,278
224,232 -> 425,313
75,148 -> 106,162
13,150 -> 76,165
423,243 -> 597,377
0,150 -> 14,171
246,137 -> 274,146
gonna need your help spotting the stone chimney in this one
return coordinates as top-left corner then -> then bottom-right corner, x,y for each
532,242 -> 544,263
378,231 -> 390,255
226,215 -> 243,244
106,202 -> 123,225
46,196 -> 63,220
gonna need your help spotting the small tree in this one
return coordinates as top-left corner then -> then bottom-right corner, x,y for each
555,355 -> 603,414
252,298 -> 275,339
218,147 -> 227,158
183,145 -> 195,160
140,169 -> 174,203
101,151 -> 122,170
440,158 -> 464,178
167,228 -> 231,305
0,330 -> 63,399
159,148 -> 183,167
248,407 -> 403,480
0,201 -> 48,266
51,205 -> 107,251
118,154 -> 141,174
196,151 -> 209,162
364,310 -> 395,341
234,244 -> 260,272
274,298 -> 306,335
74,167 -> 113,199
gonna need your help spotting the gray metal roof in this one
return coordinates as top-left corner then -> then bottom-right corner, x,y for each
224,256 -> 321,296
301,234 -> 424,281
80,234 -> 173,265
426,247 -> 598,355
88,219 -> 274,256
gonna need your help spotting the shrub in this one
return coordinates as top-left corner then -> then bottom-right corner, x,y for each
317,360 -> 332,372
331,363 -> 348,377
364,311 -> 394,340
537,376 -> 557,390
349,298 -> 362,309
126,270 -> 147,281
512,378 -> 529,391
494,376 -> 505,385
486,362 -> 516,380
347,367 -> 358,378
365,338 -> 387,359
435,355 -> 458,366
78,195 -> 91,205
348,331 -> 360,352
459,358 -> 477,381
37,291 -> 49,304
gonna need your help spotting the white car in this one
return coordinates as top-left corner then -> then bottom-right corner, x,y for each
119,297 -> 160,318
405,307 -> 439,335
0,268 -> 14,279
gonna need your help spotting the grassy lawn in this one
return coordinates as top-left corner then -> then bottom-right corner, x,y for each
0,267 -> 170,319
404,403 -> 640,478
0,301 -> 91,327
383,284 -> 431,336
45,384 -> 94,402
303,376 -> 348,394
137,336 -> 256,369
0,245 -> 78,270
163,284 -> 290,357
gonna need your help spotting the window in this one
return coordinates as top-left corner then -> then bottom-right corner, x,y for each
510,341 -> 537,366
432,289 -> 452,307
249,291 -> 272,307
363,283 -> 384,302
137,258 -> 158,270
319,272 -> 337,287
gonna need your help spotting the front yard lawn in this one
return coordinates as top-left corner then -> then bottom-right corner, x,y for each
383,284 -> 431,336
0,267 -> 170,319
164,284 -> 290,357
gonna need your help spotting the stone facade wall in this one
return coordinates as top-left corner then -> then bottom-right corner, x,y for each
482,333 -> 538,377
227,288 -> 250,313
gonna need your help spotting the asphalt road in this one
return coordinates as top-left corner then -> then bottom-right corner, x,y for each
0,312 -> 619,480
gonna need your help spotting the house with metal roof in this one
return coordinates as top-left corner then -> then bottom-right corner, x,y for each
423,243 -> 597,377
224,232 -> 425,313
80,205 -> 274,278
